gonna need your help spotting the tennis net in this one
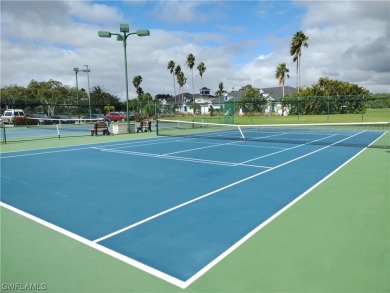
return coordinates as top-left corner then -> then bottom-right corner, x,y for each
1,118 -> 110,143
156,119 -> 390,149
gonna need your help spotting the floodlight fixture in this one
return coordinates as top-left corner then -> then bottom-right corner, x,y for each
120,24 -> 129,33
98,31 -> 111,38
136,29 -> 150,37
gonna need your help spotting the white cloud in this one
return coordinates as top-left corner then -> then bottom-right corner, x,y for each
296,0 -> 390,92
1,0 -> 389,102
256,53 -> 273,61
68,1 -> 124,24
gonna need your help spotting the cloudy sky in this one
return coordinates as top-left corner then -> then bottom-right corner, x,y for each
1,0 -> 389,101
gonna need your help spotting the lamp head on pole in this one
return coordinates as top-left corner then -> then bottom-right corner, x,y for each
120,24 -> 129,33
136,29 -> 150,37
98,31 -> 111,38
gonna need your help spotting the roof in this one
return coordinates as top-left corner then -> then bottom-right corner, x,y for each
260,86 -> 296,100
160,86 -> 296,104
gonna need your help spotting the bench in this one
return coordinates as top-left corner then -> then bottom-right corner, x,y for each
90,121 -> 110,136
136,120 -> 152,132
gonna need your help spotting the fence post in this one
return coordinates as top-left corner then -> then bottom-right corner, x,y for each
327,96 -> 330,122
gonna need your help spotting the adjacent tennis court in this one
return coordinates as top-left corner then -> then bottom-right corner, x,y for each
1,122 -> 389,289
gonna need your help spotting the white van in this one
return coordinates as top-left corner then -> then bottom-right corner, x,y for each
1,109 -> 25,124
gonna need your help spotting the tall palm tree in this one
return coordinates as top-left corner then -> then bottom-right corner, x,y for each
132,75 -> 143,98
174,65 -> 182,103
186,53 -> 195,104
167,60 -> 176,101
176,71 -> 186,106
275,63 -> 290,98
290,31 -> 308,93
197,62 -> 206,99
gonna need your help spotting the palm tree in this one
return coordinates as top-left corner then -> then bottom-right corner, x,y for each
197,62 -> 206,99
174,65 -> 182,103
290,31 -> 308,93
275,63 -> 290,98
216,82 -> 225,116
186,53 -> 195,104
176,71 -> 186,106
91,85 -> 109,113
132,75 -> 143,98
167,60 -> 176,101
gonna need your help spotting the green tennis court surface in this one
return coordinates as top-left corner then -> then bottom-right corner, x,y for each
1,130 -> 389,292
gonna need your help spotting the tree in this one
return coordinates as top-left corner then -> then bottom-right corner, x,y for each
239,84 -> 254,91
186,53 -> 196,104
133,75 -> 143,98
288,77 -> 370,115
290,31 -> 308,93
27,79 -> 68,116
215,82 -> 225,96
91,85 -> 110,113
174,65 -> 182,103
197,62 -> 206,99
275,63 -> 290,98
176,71 -> 186,105
238,86 -> 266,115
190,102 -> 201,115
1,85 -> 29,109
167,60 -> 176,101
214,82 -> 226,115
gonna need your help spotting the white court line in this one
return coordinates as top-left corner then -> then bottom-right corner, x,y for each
0,202 -> 187,289
238,134 -> 337,165
0,147 -> 92,159
93,131 -> 365,244
95,147 -> 272,168
1,130 -> 368,289
184,145 -> 368,288
160,139 -> 243,156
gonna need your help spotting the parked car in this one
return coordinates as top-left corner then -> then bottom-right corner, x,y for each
82,114 -> 111,123
50,115 -> 75,124
31,113 -> 53,125
119,111 -> 135,121
106,112 -> 126,122
0,109 -> 25,124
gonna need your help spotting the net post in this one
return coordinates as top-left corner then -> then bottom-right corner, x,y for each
56,125 -> 61,140
237,125 -> 245,140
156,119 -> 159,136
1,126 -> 6,144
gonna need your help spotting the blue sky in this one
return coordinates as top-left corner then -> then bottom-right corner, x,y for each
1,1 -> 389,99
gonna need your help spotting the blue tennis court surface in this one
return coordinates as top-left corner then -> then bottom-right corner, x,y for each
0,128 -> 386,287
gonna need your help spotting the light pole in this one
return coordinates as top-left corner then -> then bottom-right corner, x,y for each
84,65 -> 92,117
98,24 -> 150,134
73,67 -> 91,120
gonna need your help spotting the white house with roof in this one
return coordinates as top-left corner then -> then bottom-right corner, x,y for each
162,86 -> 296,115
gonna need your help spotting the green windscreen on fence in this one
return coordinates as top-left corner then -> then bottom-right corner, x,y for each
157,120 -> 390,149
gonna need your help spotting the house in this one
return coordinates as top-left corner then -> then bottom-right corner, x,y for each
161,86 -> 296,115
163,87 -> 215,114
260,86 -> 296,101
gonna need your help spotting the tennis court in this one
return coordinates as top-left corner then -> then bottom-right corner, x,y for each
1,122 -> 389,290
